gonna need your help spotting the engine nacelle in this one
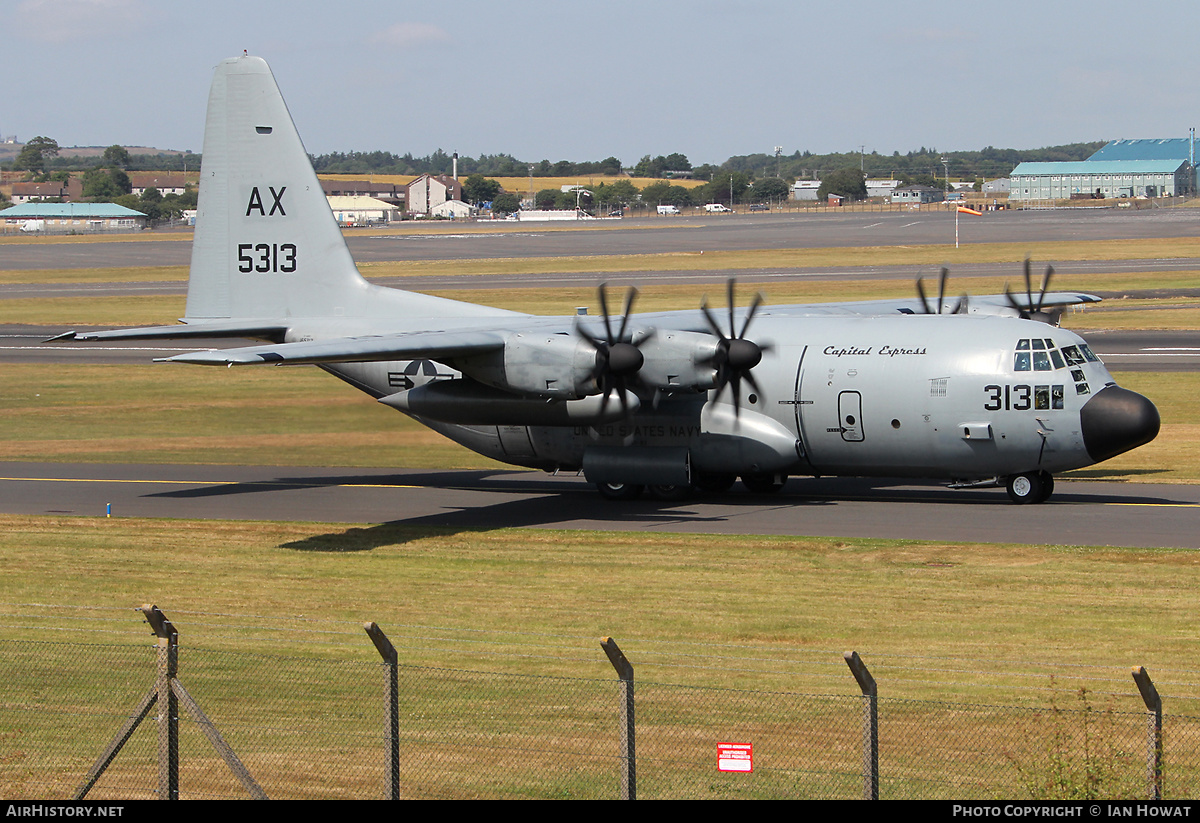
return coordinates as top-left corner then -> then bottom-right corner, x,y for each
454,333 -> 598,398
634,329 -> 721,393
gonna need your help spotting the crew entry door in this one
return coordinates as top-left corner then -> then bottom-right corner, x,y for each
839,391 -> 864,442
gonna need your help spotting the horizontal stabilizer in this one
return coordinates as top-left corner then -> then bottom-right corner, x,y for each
70,321 -> 291,342
159,329 -> 507,366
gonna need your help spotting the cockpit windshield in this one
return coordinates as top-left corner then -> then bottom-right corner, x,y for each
1014,338 -> 1098,396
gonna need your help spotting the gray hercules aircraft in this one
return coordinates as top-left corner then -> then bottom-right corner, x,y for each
65,55 -> 1160,503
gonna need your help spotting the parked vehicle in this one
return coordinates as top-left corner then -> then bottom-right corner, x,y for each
657,205 -> 680,215
704,203 -> 732,213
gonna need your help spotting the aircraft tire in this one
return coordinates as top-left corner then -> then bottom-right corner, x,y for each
649,484 -> 693,501
742,473 -> 787,494
1035,471 -> 1054,503
693,472 -> 737,494
596,481 -> 644,501
1005,472 -> 1045,505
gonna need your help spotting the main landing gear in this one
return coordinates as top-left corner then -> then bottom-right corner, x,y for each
1005,471 -> 1054,504
595,473 -> 789,501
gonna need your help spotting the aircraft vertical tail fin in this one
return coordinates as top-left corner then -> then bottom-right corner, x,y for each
186,55 -> 508,324
186,55 -> 373,321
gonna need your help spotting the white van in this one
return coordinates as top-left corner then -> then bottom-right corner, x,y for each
704,203 -> 732,213
657,204 -> 680,215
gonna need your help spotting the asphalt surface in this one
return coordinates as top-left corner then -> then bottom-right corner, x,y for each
2,206 -> 1197,546
1,463 -> 1196,549
4,208 -> 1200,270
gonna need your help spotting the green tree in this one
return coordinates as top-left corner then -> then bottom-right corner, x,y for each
592,179 -> 638,211
81,167 -> 132,201
13,136 -> 59,173
699,172 -> 751,205
749,177 -> 790,202
817,167 -> 867,201
102,145 -> 131,168
534,188 -> 560,210
491,191 -> 521,214
462,174 -> 501,205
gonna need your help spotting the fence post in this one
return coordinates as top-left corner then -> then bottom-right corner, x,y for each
75,605 -> 266,800
844,651 -> 878,800
364,622 -> 400,800
601,637 -> 635,800
1131,666 -> 1163,800
143,604 -> 180,800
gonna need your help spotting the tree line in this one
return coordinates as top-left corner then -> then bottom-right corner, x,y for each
3,132 -> 1112,216
4,139 -> 197,220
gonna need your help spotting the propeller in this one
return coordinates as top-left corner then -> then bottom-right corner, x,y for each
916,267 -> 969,315
1004,258 -> 1056,320
574,283 -> 651,417
699,279 -> 771,417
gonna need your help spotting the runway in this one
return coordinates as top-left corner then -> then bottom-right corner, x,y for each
1,462 -> 1196,549
4,207 -> 1200,271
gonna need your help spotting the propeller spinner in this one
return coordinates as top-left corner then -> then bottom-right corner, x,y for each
700,279 -> 771,416
916,267 -> 969,315
574,284 -> 651,417
1005,258 -> 1057,322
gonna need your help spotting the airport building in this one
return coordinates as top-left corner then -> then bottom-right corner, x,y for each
326,195 -> 400,226
0,202 -> 147,233
890,185 -> 944,204
1009,137 -> 1196,201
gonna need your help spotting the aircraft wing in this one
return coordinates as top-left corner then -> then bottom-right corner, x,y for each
772,291 -> 1102,317
159,328 -> 508,366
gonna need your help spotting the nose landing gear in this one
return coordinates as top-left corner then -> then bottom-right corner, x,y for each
1006,471 -> 1054,504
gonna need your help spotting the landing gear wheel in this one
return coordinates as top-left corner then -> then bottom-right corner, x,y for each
742,473 -> 787,494
1006,471 -> 1047,505
1034,471 -> 1054,503
649,484 -> 693,501
596,481 -> 644,501
693,472 -> 736,494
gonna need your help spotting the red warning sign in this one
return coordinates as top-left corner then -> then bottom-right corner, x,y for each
717,742 -> 753,773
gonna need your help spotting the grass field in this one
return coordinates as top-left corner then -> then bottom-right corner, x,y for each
3,227 -> 1199,798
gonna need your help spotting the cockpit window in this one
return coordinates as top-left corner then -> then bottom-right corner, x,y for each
1015,338 -> 1068,372
1078,343 -> 1100,363
1061,345 -> 1086,366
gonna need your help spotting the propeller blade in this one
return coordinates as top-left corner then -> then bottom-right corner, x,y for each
740,291 -> 765,337
1036,265 -> 1054,312
937,267 -> 948,313
916,278 -> 932,314
1024,258 -> 1034,310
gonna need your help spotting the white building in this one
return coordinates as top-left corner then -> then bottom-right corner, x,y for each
326,196 -> 400,226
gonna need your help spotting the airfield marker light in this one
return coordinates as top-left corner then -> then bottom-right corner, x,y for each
106,502 -> 110,518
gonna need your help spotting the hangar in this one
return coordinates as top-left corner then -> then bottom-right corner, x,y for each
1010,136 -> 1196,202
0,202 -> 146,233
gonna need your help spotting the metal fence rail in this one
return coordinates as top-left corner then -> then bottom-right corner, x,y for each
2,607 -> 1198,800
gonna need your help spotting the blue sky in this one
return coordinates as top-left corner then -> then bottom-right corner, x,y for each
6,0 -> 1197,166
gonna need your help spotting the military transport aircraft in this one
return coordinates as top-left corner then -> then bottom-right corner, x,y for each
61,55 -> 1160,504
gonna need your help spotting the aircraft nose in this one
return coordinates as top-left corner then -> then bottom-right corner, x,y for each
1080,386 -> 1160,463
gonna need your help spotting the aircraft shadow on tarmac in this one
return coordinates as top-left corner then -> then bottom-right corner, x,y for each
141,470 -> 1182,552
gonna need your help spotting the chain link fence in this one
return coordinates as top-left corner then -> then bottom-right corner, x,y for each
3,609 -> 1200,800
